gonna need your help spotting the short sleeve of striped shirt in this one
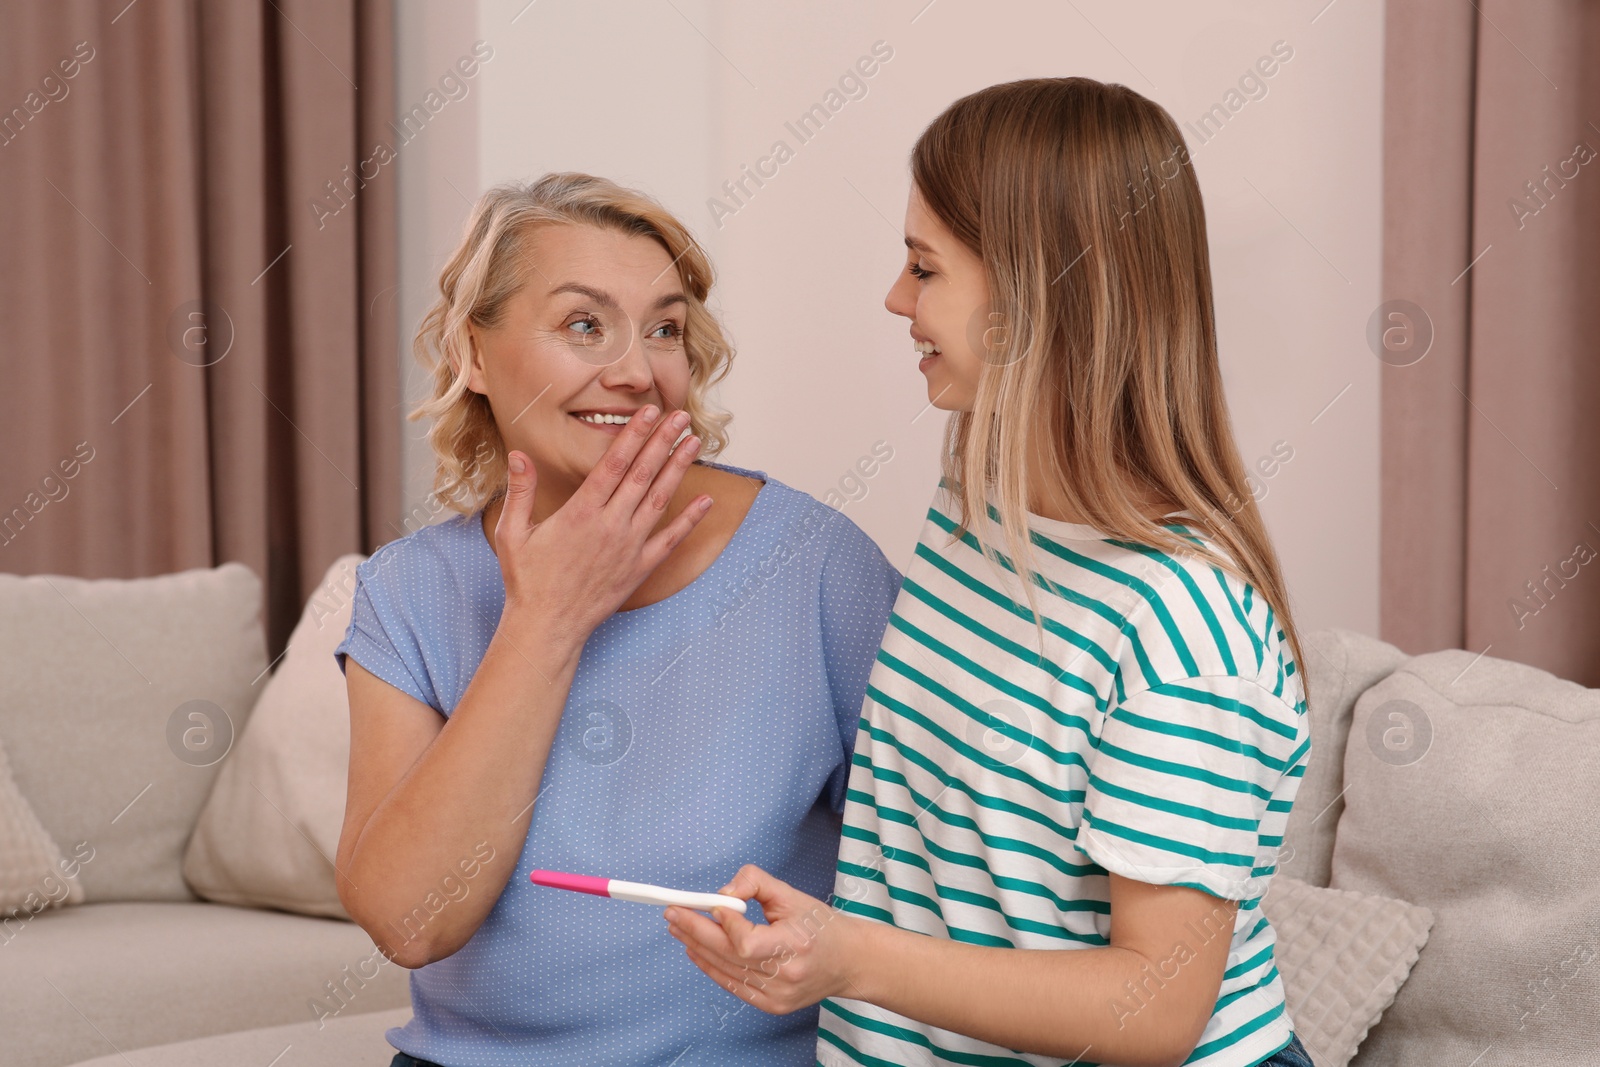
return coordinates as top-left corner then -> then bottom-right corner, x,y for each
1076,671 -> 1303,902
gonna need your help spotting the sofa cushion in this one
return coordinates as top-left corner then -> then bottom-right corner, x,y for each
185,555 -> 366,920
1260,875 -> 1433,1067
1280,628 -> 1408,888
62,1006 -> 413,1067
1330,648 -> 1600,1065
0,732 -> 85,917
0,563 -> 268,902
0,901 -> 410,1067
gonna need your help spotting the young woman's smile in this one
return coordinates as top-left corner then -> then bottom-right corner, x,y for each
884,184 -> 987,411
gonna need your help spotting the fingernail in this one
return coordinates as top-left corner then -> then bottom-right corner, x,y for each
699,497 -> 713,512
509,453 -> 526,474
672,410 -> 690,430
639,405 -> 659,423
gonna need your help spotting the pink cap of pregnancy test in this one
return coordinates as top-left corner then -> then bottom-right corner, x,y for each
530,869 -> 610,897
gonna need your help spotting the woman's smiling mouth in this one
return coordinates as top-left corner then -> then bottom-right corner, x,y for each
571,409 -> 638,434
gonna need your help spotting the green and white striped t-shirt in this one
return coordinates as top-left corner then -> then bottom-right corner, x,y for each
817,483 -> 1309,1067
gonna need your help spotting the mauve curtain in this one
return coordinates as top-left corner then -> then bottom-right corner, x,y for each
0,0 -> 399,663
1382,0 -> 1600,686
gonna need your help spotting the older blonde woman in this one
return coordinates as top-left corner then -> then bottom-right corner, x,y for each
332,172 -> 902,1066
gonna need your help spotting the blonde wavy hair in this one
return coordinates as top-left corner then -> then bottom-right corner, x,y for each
409,172 -> 735,516
915,78 -> 1309,700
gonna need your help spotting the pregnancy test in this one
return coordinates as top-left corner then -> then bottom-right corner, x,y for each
530,869 -> 748,914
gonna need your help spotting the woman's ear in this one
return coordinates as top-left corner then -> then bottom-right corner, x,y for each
462,325 -> 488,395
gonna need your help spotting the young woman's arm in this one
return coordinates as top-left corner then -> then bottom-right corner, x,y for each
339,408 -> 710,967
667,866 -> 1234,1067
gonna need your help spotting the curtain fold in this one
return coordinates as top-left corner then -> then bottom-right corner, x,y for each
1382,0 -> 1600,685
0,0 -> 398,663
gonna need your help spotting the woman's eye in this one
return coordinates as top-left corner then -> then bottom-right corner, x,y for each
908,263 -> 933,280
567,316 -> 599,336
650,322 -> 682,340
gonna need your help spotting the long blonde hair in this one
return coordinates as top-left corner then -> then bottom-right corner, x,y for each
410,172 -> 735,515
914,77 -> 1309,698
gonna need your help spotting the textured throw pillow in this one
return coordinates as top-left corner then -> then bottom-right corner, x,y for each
1261,875 -> 1433,1067
0,563 -> 267,902
1330,648 -> 1600,1066
183,555 -> 367,919
0,733 -> 86,918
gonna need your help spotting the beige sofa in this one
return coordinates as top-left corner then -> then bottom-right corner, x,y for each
0,560 -> 1594,1066
0,561 -> 410,1067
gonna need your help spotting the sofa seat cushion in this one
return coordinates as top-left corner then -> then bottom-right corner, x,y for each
63,1007 -> 414,1067
0,902 -> 410,1067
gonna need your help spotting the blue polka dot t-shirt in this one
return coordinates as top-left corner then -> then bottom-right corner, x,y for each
333,459 -> 903,1067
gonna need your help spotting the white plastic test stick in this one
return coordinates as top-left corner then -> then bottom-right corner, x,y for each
607,879 -> 749,914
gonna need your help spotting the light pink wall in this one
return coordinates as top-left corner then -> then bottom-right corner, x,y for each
398,0 -> 1384,634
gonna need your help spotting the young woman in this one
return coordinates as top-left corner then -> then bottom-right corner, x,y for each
665,79 -> 1315,1067
332,172 -> 902,1066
